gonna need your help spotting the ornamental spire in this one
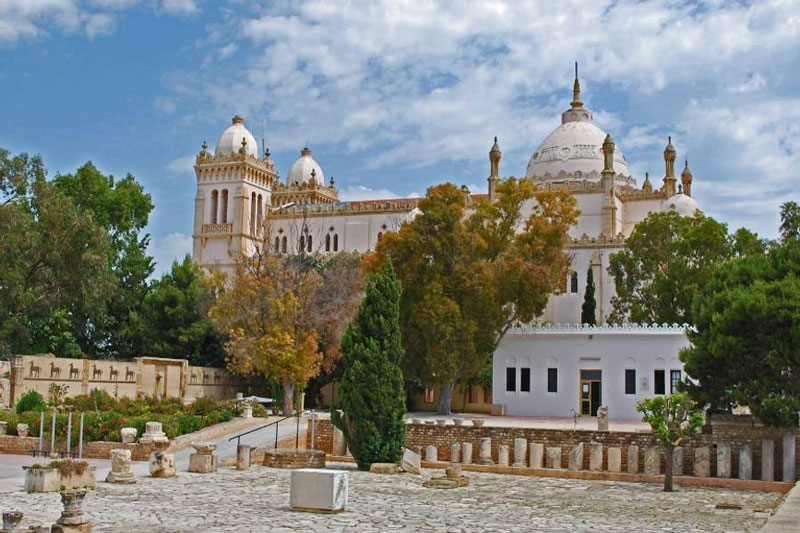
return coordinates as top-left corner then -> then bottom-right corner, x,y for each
571,61 -> 583,109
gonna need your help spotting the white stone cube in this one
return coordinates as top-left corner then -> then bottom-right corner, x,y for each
290,469 -> 348,513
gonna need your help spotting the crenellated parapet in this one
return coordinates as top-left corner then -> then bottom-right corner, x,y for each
194,146 -> 277,190
509,322 -> 690,335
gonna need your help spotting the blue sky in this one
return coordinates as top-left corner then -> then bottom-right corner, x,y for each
2,0 -> 800,275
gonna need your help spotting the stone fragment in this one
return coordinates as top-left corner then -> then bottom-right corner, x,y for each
401,448 -> 421,475
545,447 -> 562,469
191,441 -> 217,454
411,419 -> 421,424
242,403 -> 253,419
445,465 -> 462,479
236,444 -> 251,471
16,424 -> 28,438
497,444 -> 509,467
644,446 -> 660,475
370,463 -> 401,474
607,447 -> 622,472
512,438 -> 527,467
0,421 -> 7,436
51,489 -> 91,533
436,419 -> 447,426
589,442 -> 603,472
716,443 -> 731,478
627,445 -> 639,474
450,443 -> 461,463
672,446 -> 684,476
762,439 -> 774,481
105,449 -> 136,484
738,444 -> 752,480
568,443 -> 584,471
290,469 -> 348,513
424,421 -> 436,426
461,442 -> 473,465
529,443 -> 544,469
471,419 -> 485,427
425,445 -> 438,463
783,434 -> 796,483
149,451 -> 176,478
332,427 -> 346,456
478,438 -> 493,465
596,405 -> 609,432
2,511 -> 23,532
120,427 -> 137,444
139,422 -> 168,445
694,446 -> 710,478
452,418 -> 464,426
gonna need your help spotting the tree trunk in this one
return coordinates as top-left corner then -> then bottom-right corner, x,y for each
664,445 -> 674,492
282,381 -> 295,416
437,382 -> 456,415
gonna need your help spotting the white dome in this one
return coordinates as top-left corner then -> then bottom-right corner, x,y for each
661,193 -> 701,217
287,147 -> 324,186
215,115 -> 258,158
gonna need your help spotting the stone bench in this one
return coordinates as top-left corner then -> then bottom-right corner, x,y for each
290,469 -> 348,513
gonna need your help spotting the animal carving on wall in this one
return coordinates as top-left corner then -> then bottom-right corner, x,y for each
69,363 -> 79,380
125,366 -> 134,381
190,371 -> 199,384
109,366 -> 118,381
29,362 -> 40,378
49,362 -> 61,379
92,365 -> 101,380
214,372 -> 221,384
202,371 -> 209,384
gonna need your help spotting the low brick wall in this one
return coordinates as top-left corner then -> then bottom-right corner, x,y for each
264,448 -> 325,469
0,435 -> 155,461
0,435 -> 39,455
308,418 -> 800,481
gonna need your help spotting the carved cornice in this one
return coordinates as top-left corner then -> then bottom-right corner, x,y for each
567,233 -> 626,248
508,322 -> 690,335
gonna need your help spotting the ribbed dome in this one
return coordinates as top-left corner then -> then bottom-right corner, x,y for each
215,115 -> 258,158
287,147 -> 324,186
661,193 -> 701,217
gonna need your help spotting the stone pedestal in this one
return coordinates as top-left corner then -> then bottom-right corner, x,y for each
545,447 -> 562,469
739,444 -> 752,480
332,427 -> 347,456
462,442 -> 473,465
694,446 -> 710,478
568,443 -> 583,471
149,451 -> 176,478
783,434 -> 796,483
0,422 -> 8,436
290,469 -> 348,513
671,446 -> 684,476
762,439 -> 774,481
512,438 -> 527,467
716,443 -> 731,478
627,445 -> 639,474
2,511 -> 23,532
644,446 -> 660,475
607,447 -> 621,472
51,489 -> 91,533
139,422 -> 168,445
589,442 -> 603,472
497,445 -> 509,467
450,443 -> 461,463
105,449 -> 136,484
16,424 -> 28,438
120,428 -> 137,444
237,444 -> 251,471
425,445 -> 438,463
478,438 -> 493,465
401,448 -> 421,474
242,404 -> 253,419
188,442 -> 218,474
596,406 -> 609,432
529,443 -> 544,469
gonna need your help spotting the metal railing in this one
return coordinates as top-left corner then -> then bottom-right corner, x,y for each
30,411 -> 85,459
228,410 -> 309,449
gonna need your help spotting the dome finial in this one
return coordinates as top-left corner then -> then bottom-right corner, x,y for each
571,61 -> 583,109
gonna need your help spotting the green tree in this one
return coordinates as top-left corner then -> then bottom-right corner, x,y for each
637,392 -> 704,492
366,180 -> 578,414
780,200 -> 800,240
581,267 -> 596,325
608,211 -> 761,325
331,262 -> 406,470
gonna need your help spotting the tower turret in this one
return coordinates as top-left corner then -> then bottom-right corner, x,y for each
488,136 -> 501,201
681,159 -> 693,197
663,136 -> 677,197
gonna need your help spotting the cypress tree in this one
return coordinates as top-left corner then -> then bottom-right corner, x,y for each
581,266 -> 597,325
331,261 -> 406,469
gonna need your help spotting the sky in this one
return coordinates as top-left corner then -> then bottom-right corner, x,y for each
2,0 -> 800,275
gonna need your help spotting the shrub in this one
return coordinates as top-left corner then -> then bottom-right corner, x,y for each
186,397 -> 219,416
16,390 -> 47,414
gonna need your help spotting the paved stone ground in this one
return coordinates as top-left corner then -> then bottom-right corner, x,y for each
0,462 -> 783,532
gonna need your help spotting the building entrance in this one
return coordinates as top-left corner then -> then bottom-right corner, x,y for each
580,369 -> 602,416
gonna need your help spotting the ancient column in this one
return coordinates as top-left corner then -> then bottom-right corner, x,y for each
596,406 -> 609,432
52,489 -> 91,533
242,403 -> 253,419
783,434 -> 796,483
478,438 -> 493,465
694,446 -> 710,477
105,449 -> 136,484
545,447 -> 562,469
762,439 -> 775,481
529,443 -> 544,469
627,445 -> 639,474
589,442 -> 603,472
739,444 -> 752,480
644,446 -> 660,475
425,445 -> 438,463
189,442 -> 219,473
568,443 -> 584,471
237,444 -> 251,471
717,443 -> 731,478
672,446 -> 684,476
498,444 -> 509,466
607,447 -> 622,472
120,428 -> 137,444
450,443 -> 461,463
513,438 -> 527,467
139,422 -> 168,445
462,442 -> 473,465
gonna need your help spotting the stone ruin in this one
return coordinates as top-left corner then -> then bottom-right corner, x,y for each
138,422 -> 168,445
149,450 -> 176,478
423,465 -> 469,489
120,428 -> 137,444
105,449 -> 136,484
51,489 -> 92,533
188,442 -> 218,474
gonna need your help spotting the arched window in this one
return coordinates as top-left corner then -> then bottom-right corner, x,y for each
250,193 -> 257,235
220,189 -> 228,224
333,233 -> 339,252
307,235 -> 312,253
281,236 -> 287,253
299,235 -> 306,252
570,272 -> 579,293
257,194 -> 263,233
274,236 -> 280,254
210,190 -> 219,224
325,234 -> 331,252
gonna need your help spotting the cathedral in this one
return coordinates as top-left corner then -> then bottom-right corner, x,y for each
191,69 -> 699,420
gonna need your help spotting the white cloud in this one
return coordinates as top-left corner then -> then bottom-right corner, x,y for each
149,231 -> 193,276
727,72 -> 767,93
160,0 -> 197,16
84,12 -> 115,39
338,185 -> 401,202
166,154 -> 196,175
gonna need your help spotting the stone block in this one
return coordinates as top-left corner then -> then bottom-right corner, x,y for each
738,444 -> 752,480
120,427 -> 137,444
332,427 -> 346,456
16,424 -> 28,437
189,452 -> 218,474
242,404 -> 253,418
401,448 -> 421,474
672,446 -> 684,476
607,447 -> 621,472
627,445 -> 639,474
105,449 -> 135,484
461,442 -> 473,465
149,452 -> 176,478
452,418 -> 464,426
290,469 -> 348,513
512,438 -> 527,467
783,434 -> 796,482
236,444 -> 251,471
478,438 -> 493,465
589,442 -> 603,472
529,442 -> 544,469
762,439 -> 774,481
498,444 -> 509,467
694,446 -> 710,478
0,421 -> 7,436
370,463 -> 400,474
644,446 -> 660,475
716,443 -> 731,478
450,443 -> 461,463
596,405 -> 609,432
471,419 -> 485,427
568,443 -> 583,471
545,447 -> 562,469
25,466 -> 97,493
425,445 -> 438,463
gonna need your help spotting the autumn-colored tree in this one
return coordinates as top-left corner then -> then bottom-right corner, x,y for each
365,180 -> 578,414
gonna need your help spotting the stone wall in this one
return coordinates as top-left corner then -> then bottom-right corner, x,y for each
0,435 -> 154,461
308,418 -> 800,481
